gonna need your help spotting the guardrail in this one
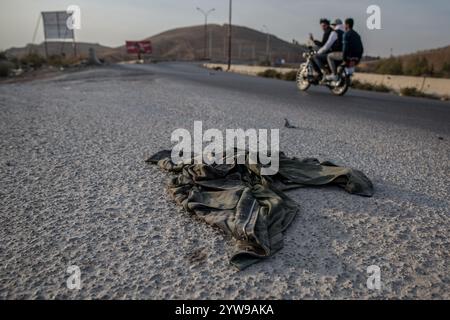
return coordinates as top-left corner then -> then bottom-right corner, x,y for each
203,63 -> 450,98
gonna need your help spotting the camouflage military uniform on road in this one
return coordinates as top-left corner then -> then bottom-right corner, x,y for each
147,149 -> 374,269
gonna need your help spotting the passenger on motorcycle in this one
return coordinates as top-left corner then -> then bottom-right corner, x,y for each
326,18 -> 364,81
343,18 -> 364,68
325,19 -> 345,81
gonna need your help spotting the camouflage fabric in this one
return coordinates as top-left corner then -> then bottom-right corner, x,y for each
147,150 -> 374,270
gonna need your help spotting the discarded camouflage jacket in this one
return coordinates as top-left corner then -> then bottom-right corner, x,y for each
147,150 -> 374,270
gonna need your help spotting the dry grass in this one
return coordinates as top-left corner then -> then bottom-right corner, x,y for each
257,69 -> 297,81
351,80 -> 391,92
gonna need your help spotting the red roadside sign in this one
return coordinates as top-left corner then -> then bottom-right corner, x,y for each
126,40 -> 152,54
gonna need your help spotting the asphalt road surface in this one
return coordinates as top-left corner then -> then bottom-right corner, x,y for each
1,62 -> 449,299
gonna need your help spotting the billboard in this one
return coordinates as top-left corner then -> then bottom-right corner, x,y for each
42,11 -> 74,40
126,41 -> 152,54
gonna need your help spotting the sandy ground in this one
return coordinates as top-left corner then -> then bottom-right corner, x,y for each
0,64 -> 449,299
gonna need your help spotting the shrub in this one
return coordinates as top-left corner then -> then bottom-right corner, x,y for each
399,87 -> 440,99
47,54 -> 84,67
399,87 -> 425,97
257,69 -> 298,81
47,54 -> 65,67
404,57 -> 431,76
282,70 -> 297,81
351,80 -> 390,92
20,53 -> 46,69
374,58 -> 403,75
0,61 -> 12,77
258,69 -> 282,79
9,56 -> 20,68
441,61 -> 450,77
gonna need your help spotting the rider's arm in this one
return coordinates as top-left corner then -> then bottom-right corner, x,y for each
318,31 -> 337,54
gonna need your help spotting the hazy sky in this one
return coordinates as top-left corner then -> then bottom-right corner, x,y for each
1,0 -> 449,56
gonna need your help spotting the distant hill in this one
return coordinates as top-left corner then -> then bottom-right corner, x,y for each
101,24 -> 307,63
139,24 -> 306,62
359,45 -> 450,78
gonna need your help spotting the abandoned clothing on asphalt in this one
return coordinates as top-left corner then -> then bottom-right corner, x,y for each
147,149 -> 374,270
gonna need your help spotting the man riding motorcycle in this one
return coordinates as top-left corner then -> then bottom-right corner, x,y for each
309,18 -> 343,78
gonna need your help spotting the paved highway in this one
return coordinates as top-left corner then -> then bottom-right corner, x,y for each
0,62 -> 449,299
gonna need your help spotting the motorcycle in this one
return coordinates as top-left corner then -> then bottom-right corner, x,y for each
296,47 -> 356,96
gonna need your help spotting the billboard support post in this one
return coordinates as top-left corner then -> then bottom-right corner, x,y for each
30,14 -> 42,55
73,32 -> 77,57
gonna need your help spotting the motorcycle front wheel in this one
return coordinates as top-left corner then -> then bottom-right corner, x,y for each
296,64 -> 311,91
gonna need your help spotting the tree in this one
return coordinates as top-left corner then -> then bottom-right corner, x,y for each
375,57 -> 403,75
404,57 -> 430,76
441,61 -> 450,77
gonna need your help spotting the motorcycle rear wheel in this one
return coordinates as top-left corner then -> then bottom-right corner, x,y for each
330,74 -> 351,96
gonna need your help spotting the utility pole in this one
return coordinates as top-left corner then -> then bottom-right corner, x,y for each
209,28 -> 213,60
263,25 -> 271,63
227,0 -> 232,70
196,7 -> 215,60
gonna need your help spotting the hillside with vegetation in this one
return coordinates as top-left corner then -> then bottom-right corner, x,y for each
358,45 -> 450,78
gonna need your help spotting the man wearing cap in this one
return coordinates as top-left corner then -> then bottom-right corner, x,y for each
325,19 -> 345,80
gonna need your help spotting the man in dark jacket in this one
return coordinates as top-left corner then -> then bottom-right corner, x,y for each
343,18 -> 364,64
325,18 -> 364,81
